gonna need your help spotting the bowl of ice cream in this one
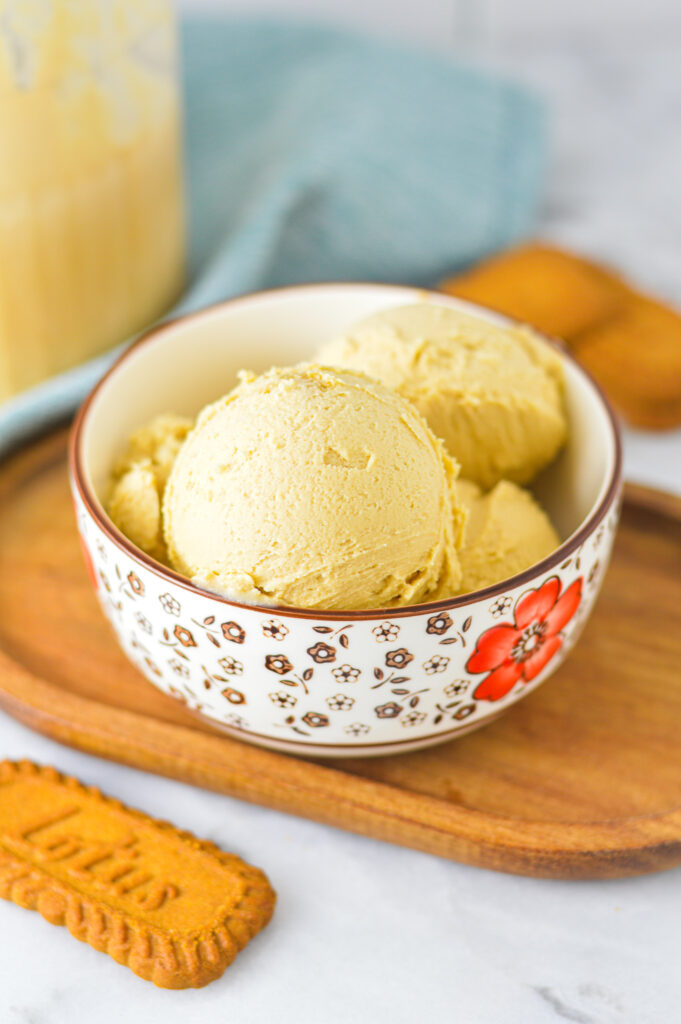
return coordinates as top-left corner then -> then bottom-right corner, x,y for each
70,284 -> 622,757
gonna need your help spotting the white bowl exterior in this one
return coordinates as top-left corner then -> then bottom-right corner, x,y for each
72,284 -> 622,756
73,490 -> 619,755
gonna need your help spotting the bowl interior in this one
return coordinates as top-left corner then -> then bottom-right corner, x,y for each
79,284 -> 618,550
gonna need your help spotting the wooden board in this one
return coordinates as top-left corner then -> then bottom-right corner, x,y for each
1,429 -> 680,880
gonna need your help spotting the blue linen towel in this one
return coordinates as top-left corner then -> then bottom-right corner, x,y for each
0,15 -> 545,456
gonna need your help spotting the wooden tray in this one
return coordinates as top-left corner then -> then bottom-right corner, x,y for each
1,429 -> 680,880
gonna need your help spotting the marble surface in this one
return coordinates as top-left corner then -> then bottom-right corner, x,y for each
3,9 -> 681,1023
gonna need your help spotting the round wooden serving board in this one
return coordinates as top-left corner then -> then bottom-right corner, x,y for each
1,429 -> 680,880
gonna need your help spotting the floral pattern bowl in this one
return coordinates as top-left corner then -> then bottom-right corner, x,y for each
70,284 -> 622,757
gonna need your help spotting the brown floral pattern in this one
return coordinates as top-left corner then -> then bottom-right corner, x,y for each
219,655 -> 243,676
158,593 -> 181,616
375,701 -> 402,719
269,692 -> 297,708
385,648 -> 413,669
432,697 -> 477,725
223,713 -> 248,730
222,620 -> 246,644
262,619 -> 289,641
444,679 -> 470,698
265,654 -> 293,675
127,572 -> 144,596
134,612 -> 152,634
372,622 -> 399,643
423,655 -> 449,675
307,642 -> 336,664
144,656 -> 162,677
326,694 -> 355,712
489,596 -> 512,619
426,613 -> 452,635
173,625 -> 197,648
302,711 -> 330,728
345,723 -> 370,737
332,664 -> 361,684
221,687 -> 246,705
402,710 -> 427,727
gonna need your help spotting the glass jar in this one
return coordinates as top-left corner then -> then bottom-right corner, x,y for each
0,0 -> 185,400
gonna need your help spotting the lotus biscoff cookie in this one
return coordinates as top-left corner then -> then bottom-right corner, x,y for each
0,760 -> 275,988
573,295 -> 681,429
440,242 -> 681,429
439,242 -> 627,339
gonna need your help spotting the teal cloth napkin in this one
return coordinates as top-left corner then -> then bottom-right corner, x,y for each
0,15 -> 545,456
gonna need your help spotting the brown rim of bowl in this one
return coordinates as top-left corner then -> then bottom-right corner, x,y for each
69,281 -> 623,622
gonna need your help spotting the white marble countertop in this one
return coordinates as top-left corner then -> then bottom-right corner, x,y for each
2,9 -> 681,1023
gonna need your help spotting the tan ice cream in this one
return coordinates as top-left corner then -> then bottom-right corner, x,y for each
457,479 -> 560,593
317,303 -> 567,489
162,365 -> 466,611
107,414 -> 192,561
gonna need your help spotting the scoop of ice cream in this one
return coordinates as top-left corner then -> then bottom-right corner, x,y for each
457,479 -> 560,593
112,414 -> 193,490
163,365 -> 466,610
317,303 -> 567,489
108,460 -> 163,559
107,414 -> 192,560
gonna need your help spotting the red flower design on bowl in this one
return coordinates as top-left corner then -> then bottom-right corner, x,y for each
466,576 -> 582,702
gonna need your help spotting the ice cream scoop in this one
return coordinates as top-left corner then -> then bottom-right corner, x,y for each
457,479 -> 560,593
112,414 -> 193,491
317,303 -> 567,489
162,365 -> 466,611
107,414 -> 192,561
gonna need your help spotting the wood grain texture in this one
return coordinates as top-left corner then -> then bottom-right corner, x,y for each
1,430 -> 680,880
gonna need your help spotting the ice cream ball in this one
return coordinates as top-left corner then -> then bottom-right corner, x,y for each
456,478 -> 560,594
162,364 -> 467,611
317,303 -> 567,489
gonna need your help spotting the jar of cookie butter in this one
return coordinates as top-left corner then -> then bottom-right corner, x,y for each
0,0 -> 185,400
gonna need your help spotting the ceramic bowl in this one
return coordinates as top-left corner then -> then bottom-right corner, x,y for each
70,284 -> 622,757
